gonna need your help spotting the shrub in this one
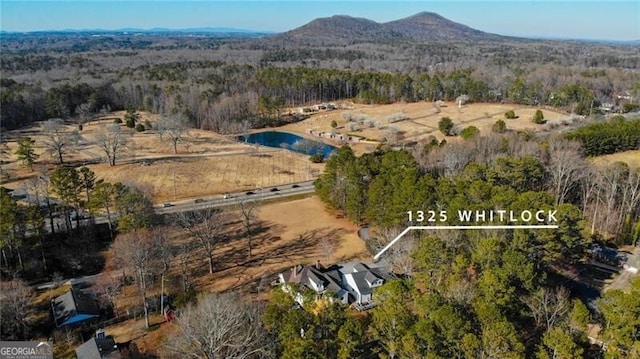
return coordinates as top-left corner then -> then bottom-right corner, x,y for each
622,103 -> 640,113
532,109 -> 546,124
330,120 -> 337,128
124,109 -> 139,128
492,119 -> 507,133
113,118 -> 123,124
505,110 -> 517,119
385,112 -> 409,123
125,117 -> 136,128
460,126 -> 480,140
173,287 -> 198,308
135,124 -> 145,132
438,117 -> 454,136
309,154 -> 324,163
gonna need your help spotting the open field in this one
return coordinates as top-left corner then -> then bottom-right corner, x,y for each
592,150 -> 640,169
1,111 -> 324,202
281,101 -> 572,153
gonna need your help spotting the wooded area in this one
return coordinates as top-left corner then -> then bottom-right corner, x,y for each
2,31 -> 639,134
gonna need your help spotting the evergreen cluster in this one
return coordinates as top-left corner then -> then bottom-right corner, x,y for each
565,116 -> 640,156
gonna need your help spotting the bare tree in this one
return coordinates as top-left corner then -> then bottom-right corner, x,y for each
580,166 -> 599,215
111,230 -> 159,328
75,102 -> 93,125
598,162 -> 627,234
544,137 -> 586,205
177,242 -> 196,293
175,209 -> 228,274
41,118 -> 80,165
0,279 -> 34,340
153,229 -> 174,317
472,134 -> 504,164
94,124 -> 129,166
238,199 -> 260,258
441,142 -> 474,178
157,114 -> 189,154
94,274 -> 123,318
522,287 -> 570,330
388,236 -> 415,276
319,236 -> 336,263
165,292 -> 273,359
618,166 -> 640,239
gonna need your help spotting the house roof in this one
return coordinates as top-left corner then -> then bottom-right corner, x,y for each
281,261 -> 392,302
75,337 -> 121,359
52,288 -> 99,327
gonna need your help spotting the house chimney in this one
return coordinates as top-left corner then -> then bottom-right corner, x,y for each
96,328 -> 105,339
293,265 -> 298,278
316,260 -> 321,270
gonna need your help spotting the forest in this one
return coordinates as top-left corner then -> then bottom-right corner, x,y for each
1,31 -> 639,134
308,135 -> 640,358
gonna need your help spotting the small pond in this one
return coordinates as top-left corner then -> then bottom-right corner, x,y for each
239,131 -> 336,157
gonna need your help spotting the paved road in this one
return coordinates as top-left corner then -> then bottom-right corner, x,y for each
154,180 -> 316,215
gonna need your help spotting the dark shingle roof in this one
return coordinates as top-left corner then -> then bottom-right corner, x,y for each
75,337 -> 120,359
52,288 -> 99,327
281,262 -> 393,304
349,271 -> 373,296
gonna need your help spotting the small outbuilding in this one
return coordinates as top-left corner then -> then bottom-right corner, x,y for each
51,288 -> 100,328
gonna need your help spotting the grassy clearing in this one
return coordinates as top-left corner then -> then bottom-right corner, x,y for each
1,112 -> 324,202
281,101 -> 570,147
591,150 -> 640,169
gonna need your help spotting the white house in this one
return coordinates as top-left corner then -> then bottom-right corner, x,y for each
277,261 -> 391,309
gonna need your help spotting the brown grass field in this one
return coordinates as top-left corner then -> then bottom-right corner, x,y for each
591,150 -> 640,169
282,101 -> 570,153
1,111 -> 324,202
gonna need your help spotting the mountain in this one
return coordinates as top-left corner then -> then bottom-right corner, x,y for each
275,12 -> 505,44
280,15 -> 394,43
384,12 -> 502,42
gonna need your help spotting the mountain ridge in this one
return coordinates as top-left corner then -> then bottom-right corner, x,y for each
275,11 -> 508,44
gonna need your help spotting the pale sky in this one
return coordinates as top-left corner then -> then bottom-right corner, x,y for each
1,1 -> 638,41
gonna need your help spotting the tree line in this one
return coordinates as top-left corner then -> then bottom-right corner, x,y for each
3,61 -> 639,135
565,116 -> 640,156
316,136 -> 640,243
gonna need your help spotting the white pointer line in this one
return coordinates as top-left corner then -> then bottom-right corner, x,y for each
373,225 -> 560,261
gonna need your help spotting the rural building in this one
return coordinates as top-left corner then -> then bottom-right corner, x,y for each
277,261 -> 392,310
51,287 -> 100,328
75,335 -> 120,359
75,329 -> 138,359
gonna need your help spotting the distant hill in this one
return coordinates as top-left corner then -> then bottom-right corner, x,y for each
275,12 -> 507,44
384,12 -> 503,42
